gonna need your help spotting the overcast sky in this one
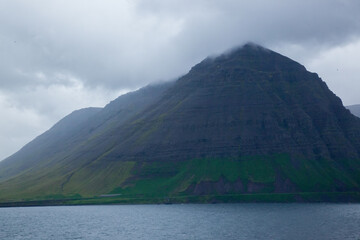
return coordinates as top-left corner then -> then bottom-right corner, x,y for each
1,0 -> 360,160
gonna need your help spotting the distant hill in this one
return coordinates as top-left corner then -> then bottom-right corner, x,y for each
347,104 -> 360,118
1,43 -> 360,205
0,82 -> 173,183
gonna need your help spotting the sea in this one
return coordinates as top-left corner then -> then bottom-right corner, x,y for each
0,203 -> 359,240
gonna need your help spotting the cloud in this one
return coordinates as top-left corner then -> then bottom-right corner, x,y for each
0,79 -> 124,160
0,92 -> 51,160
0,0 -> 188,90
306,39 -> 360,105
1,0 -> 360,90
1,0 -> 360,160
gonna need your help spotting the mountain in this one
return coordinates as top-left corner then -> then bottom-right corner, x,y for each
0,107 -> 101,181
0,82 -> 173,181
0,82 -> 174,200
1,43 -> 360,205
347,104 -> 360,118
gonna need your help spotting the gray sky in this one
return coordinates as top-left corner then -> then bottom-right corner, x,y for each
1,0 -> 360,160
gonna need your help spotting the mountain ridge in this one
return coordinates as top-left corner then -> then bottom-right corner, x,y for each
0,82 -> 174,181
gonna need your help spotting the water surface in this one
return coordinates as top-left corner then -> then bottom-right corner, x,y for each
0,203 -> 359,240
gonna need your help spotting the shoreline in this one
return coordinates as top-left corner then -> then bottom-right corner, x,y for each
1,192 -> 359,208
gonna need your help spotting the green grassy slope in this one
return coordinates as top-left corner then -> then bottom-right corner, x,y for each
109,154 -> 360,197
1,154 -> 359,204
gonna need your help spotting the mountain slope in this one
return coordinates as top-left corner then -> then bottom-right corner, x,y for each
0,82 -> 173,182
103,45 -> 360,162
0,107 -> 101,181
1,44 -> 360,203
347,104 -> 360,118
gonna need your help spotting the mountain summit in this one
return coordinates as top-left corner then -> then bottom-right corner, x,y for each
1,44 -> 360,204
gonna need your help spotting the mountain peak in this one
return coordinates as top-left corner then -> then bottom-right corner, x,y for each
189,42 -> 307,83
233,42 -> 270,53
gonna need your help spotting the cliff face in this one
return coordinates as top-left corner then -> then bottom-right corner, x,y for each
102,44 -> 360,163
1,43 -> 360,202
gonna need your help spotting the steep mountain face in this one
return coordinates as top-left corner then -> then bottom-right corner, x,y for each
347,104 -> 360,118
1,44 -> 360,203
102,45 -> 360,162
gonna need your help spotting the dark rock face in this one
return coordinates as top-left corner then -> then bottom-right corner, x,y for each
274,173 -> 296,193
101,44 -> 360,163
186,177 -> 245,195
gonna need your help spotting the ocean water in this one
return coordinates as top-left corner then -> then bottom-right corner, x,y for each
0,203 -> 359,240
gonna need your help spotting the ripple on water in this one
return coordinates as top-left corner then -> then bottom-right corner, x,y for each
0,203 -> 359,240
